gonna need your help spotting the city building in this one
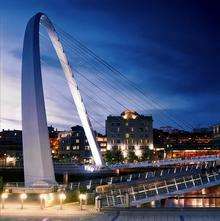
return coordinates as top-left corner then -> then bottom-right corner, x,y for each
59,125 -> 90,164
0,130 -> 22,166
48,126 -> 60,158
95,132 -> 107,156
58,125 -> 106,164
154,128 -> 219,159
106,110 -> 153,160
213,124 -> 220,148
0,126 -> 60,166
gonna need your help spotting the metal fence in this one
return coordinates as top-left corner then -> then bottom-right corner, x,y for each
99,170 -> 220,207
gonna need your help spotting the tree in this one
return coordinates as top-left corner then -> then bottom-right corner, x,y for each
141,148 -> 153,161
105,150 -> 113,164
105,148 -> 123,164
127,149 -> 138,163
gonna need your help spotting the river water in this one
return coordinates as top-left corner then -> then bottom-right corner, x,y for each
152,186 -> 220,208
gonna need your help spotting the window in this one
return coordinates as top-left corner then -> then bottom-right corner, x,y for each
66,146 -> 70,150
125,133 -> 129,138
125,122 -> 129,126
117,139 -> 120,144
139,128 -> 144,132
131,127 -> 134,132
76,139 -> 79,143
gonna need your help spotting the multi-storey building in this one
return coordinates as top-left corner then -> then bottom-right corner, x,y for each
154,127 -> 219,159
0,129 -> 22,166
0,126 -> 60,166
48,126 -> 60,158
95,132 -> 107,156
213,124 -> 220,148
106,110 -> 153,159
59,125 -> 91,164
58,125 -> 107,164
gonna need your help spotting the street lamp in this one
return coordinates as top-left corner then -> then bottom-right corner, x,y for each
39,194 -> 47,210
59,193 -> 66,210
79,193 -> 87,210
1,193 -> 8,209
20,193 -> 27,209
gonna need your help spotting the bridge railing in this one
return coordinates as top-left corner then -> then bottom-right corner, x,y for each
108,154 -> 220,169
99,170 -> 220,208
69,164 -> 209,192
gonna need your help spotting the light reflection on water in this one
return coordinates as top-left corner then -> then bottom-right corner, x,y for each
149,186 -> 220,208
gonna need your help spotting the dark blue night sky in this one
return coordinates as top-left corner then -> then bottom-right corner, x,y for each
1,0 -> 220,131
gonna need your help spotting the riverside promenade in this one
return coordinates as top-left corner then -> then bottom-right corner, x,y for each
0,204 -> 220,221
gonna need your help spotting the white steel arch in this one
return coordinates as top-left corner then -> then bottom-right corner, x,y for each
22,13 -> 103,186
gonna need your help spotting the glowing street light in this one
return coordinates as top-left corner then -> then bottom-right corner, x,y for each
59,193 -> 66,210
1,193 -> 8,209
20,193 -> 27,209
79,193 -> 87,211
39,194 -> 47,210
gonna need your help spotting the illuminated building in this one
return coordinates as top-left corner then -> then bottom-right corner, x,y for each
0,127 -> 60,166
48,126 -> 60,158
106,110 -> 153,160
58,125 -> 105,164
0,130 -> 22,167
213,124 -> 220,148
95,133 -> 107,156
154,128 -> 220,159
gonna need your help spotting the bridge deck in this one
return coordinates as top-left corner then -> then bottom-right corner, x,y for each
99,170 -> 220,208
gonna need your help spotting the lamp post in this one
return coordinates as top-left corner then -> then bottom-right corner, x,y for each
1,193 -> 8,209
20,193 -> 27,209
59,193 -> 66,210
39,194 -> 47,210
79,193 -> 87,211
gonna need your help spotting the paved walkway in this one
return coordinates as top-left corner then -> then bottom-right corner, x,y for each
0,202 -> 100,220
1,204 -> 220,221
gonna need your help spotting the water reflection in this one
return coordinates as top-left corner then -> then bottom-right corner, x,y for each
147,186 -> 220,208
166,186 -> 220,208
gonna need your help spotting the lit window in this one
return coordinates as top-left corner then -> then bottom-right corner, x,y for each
76,139 -> 79,143
66,146 -> 70,150
131,127 -> 134,132
125,133 -> 129,138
